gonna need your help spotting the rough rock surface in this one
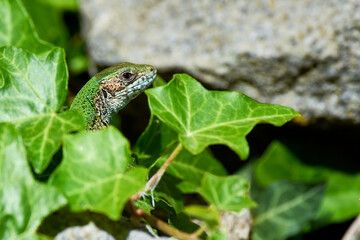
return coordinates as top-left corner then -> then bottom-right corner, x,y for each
221,209 -> 252,240
55,222 -> 170,240
80,0 -> 360,123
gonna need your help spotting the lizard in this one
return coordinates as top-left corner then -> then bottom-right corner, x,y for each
70,62 -> 157,130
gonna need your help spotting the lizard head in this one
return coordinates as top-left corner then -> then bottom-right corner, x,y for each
97,62 -> 157,113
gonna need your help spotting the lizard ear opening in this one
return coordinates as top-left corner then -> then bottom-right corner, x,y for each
101,89 -> 108,98
101,79 -> 125,96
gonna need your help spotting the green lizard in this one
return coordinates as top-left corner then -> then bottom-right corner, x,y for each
70,62 -> 157,130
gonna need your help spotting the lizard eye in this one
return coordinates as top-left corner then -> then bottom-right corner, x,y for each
121,71 -> 133,81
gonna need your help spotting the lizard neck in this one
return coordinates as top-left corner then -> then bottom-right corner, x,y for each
89,89 -> 112,130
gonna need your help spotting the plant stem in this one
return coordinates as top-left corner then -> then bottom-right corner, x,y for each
191,225 -> 207,238
134,207 -> 200,240
130,143 -> 183,202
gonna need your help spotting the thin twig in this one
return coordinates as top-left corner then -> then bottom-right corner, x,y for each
130,143 -> 183,202
134,207 -> 200,240
191,225 -> 207,238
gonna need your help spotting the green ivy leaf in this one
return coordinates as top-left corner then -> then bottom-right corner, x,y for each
35,0 -> 78,11
21,0 -> 69,48
155,175 -> 184,213
134,198 -> 154,215
198,174 -> 256,212
0,123 -> 66,239
137,115 -> 227,193
252,181 -> 324,240
16,110 -> 85,173
146,74 -> 300,159
156,146 -> 227,193
136,115 -> 178,165
207,229 -> 228,240
0,70 -> 4,89
50,127 -> 148,220
0,0 -> 53,56
0,47 -> 67,121
169,212 -> 200,234
184,205 -> 220,228
0,46 -> 83,173
254,141 -> 360,227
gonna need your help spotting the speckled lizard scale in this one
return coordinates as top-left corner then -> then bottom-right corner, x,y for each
70,62 -> 157,130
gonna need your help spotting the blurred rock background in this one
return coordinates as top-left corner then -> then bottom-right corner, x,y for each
23,0 -> 359,239
80,0 -> 360,124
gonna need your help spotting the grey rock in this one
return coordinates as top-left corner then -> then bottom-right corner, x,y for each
55,222 -> 171,240
55,222 -> 116,240
221,209 -> 252,240
80,0 -> 360,123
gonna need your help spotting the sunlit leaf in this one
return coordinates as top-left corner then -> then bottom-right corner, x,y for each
198,174 -> 256,212
184,205 -> 220,228
0,123 -> 66,239
146,74 -> 300,159
0,47 -> 67,121
16,110 -> 85,172
0,46 -> 81,173
207,229 -> 228,240
50,127 -> 147,220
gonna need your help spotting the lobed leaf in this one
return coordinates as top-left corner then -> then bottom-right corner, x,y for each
252,181 -> 324,240
21,0 -> 69,48
155,175 -> 184,213
254,141 -> 360,227
138,115 -> 228,197
0,123 -> 66,239
184,205 -> 220,228
0,46 -> 81,173
16,110 -> 85,173
146,74 -> 300,159
156,146 -> 227,193
50,127 -> 147,220
198,174 -> 256,212
0,0 -> 53,57
0,46 -> 68,121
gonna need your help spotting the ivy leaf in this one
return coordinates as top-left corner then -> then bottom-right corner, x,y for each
16,110 -> 85,173
155,175 -> 184,213
252,181 -> 324,240
169,212 -> 200,234
198,174 -> 256,212
0,46 -> 83,173
184,205 -> 220,228
146,74 -> 300,159
136,115 -> 178,165
254,141 -> 360,227
156,146 -> 227,193
50,127 -> 148,220
21,0 -> 69,48
0,0 -> 53,56
0,46 -> 67,121
137,115 -> 227,193
207,229 -> 229,240
34,0 -> 78,11
0,123 -> 66,239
